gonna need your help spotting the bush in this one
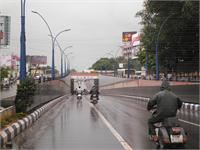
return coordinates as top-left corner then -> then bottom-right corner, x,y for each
0,113 -> 27,129
15,76 -> 37,113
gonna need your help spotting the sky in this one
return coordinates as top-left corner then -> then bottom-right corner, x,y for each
0,0 -> 144,71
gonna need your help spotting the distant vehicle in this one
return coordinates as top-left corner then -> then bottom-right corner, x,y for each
1,78 -> 10,89
90,93 -> 99,104
135,71 -> 142,79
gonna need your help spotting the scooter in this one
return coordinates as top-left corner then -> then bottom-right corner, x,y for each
90,93 -> 99,104
77,93 -> 82,100
151,109 -> 187,149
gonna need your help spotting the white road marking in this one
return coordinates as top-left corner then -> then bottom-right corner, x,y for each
178,119 -> 200,127
88,101 -> 133,150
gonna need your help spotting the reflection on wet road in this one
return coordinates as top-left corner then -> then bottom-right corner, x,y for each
12,94 -> 199,149
13,96 -> 123,150
96,95 -> 199,149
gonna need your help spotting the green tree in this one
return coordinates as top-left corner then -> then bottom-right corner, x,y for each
0,67 -> 10,81
91,57 -> 141,71
136,1 -> 199,73
91,58 -> 113,70
15,76 -> 37,113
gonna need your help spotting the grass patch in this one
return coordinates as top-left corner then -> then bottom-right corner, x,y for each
0,112 -> 27,129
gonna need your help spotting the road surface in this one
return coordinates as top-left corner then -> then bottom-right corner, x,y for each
0,85 -> 17,100
12,94 -> 199,149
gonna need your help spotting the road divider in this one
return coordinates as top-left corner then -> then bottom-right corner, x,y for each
102,94 -> 200,112
0,95 -> 68,148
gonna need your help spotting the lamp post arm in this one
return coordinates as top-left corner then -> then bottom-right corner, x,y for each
53,29 -> 71,46
156,13 -> 174,43
32,11 -> 54,42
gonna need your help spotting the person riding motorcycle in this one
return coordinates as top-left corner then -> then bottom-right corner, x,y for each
147,79 -> 182,141
90,85 -> 99,100
76,86 -> 82,95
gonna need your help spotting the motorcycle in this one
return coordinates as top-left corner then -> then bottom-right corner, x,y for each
77,93 -> 82,100
151,109 -> 187,149
90,93 -> 99,104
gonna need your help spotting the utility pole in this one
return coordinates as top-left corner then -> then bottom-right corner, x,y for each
20,0 -> 26,81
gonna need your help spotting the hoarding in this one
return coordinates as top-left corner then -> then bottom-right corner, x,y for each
27,55 -> 47,65
119,63 -> 123,68
0,16 -> 11,46
122,31 -> 137,42
0,54 -> 19,68
0,55 -> 11,67
132,32 -> 140,46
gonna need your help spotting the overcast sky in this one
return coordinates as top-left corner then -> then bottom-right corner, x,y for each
0,0 -> 143,71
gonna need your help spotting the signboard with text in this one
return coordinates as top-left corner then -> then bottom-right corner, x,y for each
0,16 -> 11,46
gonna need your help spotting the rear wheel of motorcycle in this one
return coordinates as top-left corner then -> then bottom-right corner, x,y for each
158,140 -> 165,149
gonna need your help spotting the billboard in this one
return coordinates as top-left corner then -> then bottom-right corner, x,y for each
0,55 -> 19,68
27,55 -> 47,65
0,16 -> 11,46
122,31 -> 137,42
0,55 -> 11,67
132,32 -> 140,46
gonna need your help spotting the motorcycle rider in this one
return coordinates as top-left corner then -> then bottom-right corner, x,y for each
147,79 -> 182,141
76,86 -> 82,95
90,85 -> 99,100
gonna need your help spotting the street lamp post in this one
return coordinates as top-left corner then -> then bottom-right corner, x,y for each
155,13 -> 174,80
64,52 -> 73,76
105,49 -> 121,77
32,10 -> 70,80
32,11 -> 54,79
20,0 -> 27,81
105,52 -> 115,76
63,47 -> 72,76
52,30 -> 70,78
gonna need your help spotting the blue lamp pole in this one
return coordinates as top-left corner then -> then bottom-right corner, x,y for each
32,11 -> 54,80
155,14 -> 174,80
65,53 -> 73,75
62,47 -> 72,76
106,52 -> 116,77
54,40 -> 72,77
20,0 -> 26,81
52,30 -> 70,78
127,52 -> 130,78
32,10 -> 70,80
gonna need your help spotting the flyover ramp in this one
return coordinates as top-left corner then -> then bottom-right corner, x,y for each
12,96 -> 124,150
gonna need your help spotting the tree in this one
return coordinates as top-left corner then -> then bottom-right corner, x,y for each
91,57 -> 142,71
0,67 -> 10,81
136,1 -> 199,73
15,76 -> 37,113
91,58 -> 113,70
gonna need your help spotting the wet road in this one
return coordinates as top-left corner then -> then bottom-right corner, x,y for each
12,94 -> 199,149
13,96 -> 123,150
96,95 -> 199,149
0,84 -> 17,100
